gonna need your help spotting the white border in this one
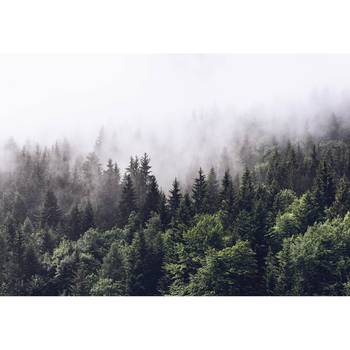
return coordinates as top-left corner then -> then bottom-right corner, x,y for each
0,0 -> 350,53
0,297 -> 349,350
1,1 -> 350,349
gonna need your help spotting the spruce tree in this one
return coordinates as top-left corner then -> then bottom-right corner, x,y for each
179,193 -> 194,227
158,192 -> 170,230
118,174 -> 137,227
82,200 -> 95,233
143,175 -> 160,224
98,159 -> 121,230
68,204 -> 83,240
220,169 -> 236,229
206,167 -> 220,214
41,190 -> 61,228
192,168 -> 207,214
313,160 -> 336,215
328,176 -> 350,218
238,168 -> 255,213
168,178 -> 182,221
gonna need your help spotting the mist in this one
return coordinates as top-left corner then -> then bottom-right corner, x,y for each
1,54 -> 350,188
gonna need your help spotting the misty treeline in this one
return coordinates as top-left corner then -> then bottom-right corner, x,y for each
1,114 -> 350,295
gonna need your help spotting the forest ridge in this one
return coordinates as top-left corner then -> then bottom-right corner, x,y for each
1,115 -> 350,295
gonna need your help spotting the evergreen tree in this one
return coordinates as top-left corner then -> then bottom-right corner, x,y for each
158,192 -> 170,230
41,190 -> 61,228
192,168 -> 207,214
179,193 -> 194,227
238,168 -> 255,213
68,204 -> 83,240
168,178 -> 182,221
12,193 -> 27,226
313,160 -> 336,218
97,159 -> 121,230
118,174 -> 137,227
328,176 -> 350,218
143,175 -> 161,223
82,200 -> 95,233
125,231 -> 146,295
206,167 -> 220,214
220,169 -> 236,229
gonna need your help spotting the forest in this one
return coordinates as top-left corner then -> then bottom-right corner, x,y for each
1,114 -> 350,296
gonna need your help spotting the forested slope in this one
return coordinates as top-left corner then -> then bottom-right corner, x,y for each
1,115 -> 350,295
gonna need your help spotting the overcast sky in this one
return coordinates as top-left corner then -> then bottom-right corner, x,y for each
1,54 -> 350,145
1,54 -> 350,186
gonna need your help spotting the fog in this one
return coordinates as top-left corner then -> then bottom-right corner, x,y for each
1,54 -> 350,188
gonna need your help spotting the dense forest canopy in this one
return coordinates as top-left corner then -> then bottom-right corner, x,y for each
1,113 -> 350,295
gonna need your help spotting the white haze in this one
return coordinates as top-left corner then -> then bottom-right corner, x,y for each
1,54 -> 350,188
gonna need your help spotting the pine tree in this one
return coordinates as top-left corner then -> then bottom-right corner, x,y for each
192,168 -> 207,214
7,227 -> 26,295
143,175 -> 160,224
125,231 -> 146,295
97,159 -> 121,229
238,168 -> 255,213
220,169 -> 236,229
118,174 -> 137,227
206,167 -> 220,214
12,193 -> 27,226
179,193 -> 194,227
313,160 -> 336,216
158,192 -> 170,230
41,190 -> 61,228
143,214 -> 164,295
139,153 -> 152,220
68,204 -> 83,240
168,178 -> 182,221
82,200 -> 95,233
328,176 -> 350,218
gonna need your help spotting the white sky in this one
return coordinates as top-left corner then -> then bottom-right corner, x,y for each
1,54 -> 350,188
1,54 -> 350,144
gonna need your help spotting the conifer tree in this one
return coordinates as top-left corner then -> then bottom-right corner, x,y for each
125,231 -> 146,295
206,167 -> 220,214
328,176 -> 350,218
97,159 -> 121,229
82,200 -> 95,233
220,169 -> 236,229
168,178 -> 182,221
12,193 -> 27,226
313,160 -> 336,216
238,168 -> 255,213
192,168 -> 207,214
68,204 -> 83,240
158,192 -> 170,230
143,175 -> 160,223
179,193 -> 194,227
139,153 -> 152,219
118,174 -> 137,227
41,190 -> 61,228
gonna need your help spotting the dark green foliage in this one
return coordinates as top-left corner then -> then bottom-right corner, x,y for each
67,205 -> 83,240
206,167 -> 220,214
143,175 -> 160,223
187,241 -> 258,296
82,200 -> 95,233
118,174 -> 137,227
1,120 -> 350,295
313,159 -> 336,218
41,190 -> 61,228
238,168 -> 255,212
168,178 -> 182,223
192,168 -> 207,214
220,169 -> 237,230
327,176 -> 350,218
97,159 -> 121,230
